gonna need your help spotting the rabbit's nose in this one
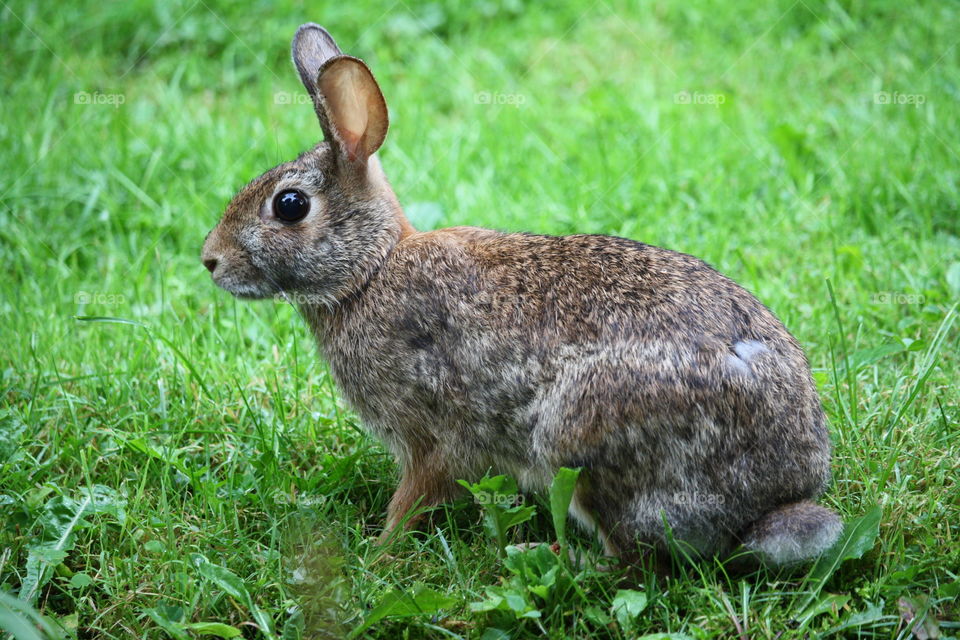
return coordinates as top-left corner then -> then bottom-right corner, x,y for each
203,258 -> 218,273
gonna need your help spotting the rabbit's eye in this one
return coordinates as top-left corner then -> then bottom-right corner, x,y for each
273,189 -> 310,222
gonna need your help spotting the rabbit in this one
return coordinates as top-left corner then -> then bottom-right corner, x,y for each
201,23 -> 842,568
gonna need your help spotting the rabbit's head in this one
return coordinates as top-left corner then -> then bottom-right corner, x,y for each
202,24 -> 412,306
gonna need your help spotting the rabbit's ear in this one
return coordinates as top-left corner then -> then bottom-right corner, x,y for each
292,23 -> 342,97
315,57 -> 388,163
292,25 -> 387,164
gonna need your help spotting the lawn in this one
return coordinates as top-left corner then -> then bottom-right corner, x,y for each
1,0 -> 959,637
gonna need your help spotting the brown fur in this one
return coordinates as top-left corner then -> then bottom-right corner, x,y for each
201,23 -> 842,566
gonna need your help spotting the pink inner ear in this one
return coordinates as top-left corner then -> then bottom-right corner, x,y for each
340,131 -> 362,162
322,64 -> 371,162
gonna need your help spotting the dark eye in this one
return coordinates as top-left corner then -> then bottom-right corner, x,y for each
273,189 -> 310,222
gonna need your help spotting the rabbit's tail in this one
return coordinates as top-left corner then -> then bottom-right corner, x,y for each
741,500 -> 842,566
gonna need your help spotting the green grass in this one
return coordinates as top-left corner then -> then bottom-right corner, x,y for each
2,0 -> 959,637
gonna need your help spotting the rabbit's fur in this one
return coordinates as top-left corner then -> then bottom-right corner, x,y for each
202,24 -> 842,567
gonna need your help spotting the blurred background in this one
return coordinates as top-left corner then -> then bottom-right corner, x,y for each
3,1 -> 958,326
1,0 -> 958,637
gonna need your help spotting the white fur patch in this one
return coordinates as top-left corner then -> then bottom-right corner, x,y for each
747,515 -> 843,565
733,340 -> 769,362
726,340 -> 769,376
726,354 -> 752,375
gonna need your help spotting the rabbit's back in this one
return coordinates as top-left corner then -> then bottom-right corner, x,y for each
318,227 -> 831,554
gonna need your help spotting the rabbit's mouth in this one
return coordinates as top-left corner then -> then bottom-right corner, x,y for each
215,278 -> 275,300
202,240 -> 281,300
228,284 -> 276,300
207,263 -> 280,301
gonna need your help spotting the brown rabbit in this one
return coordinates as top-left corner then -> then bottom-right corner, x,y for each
202,23 -> 842,566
